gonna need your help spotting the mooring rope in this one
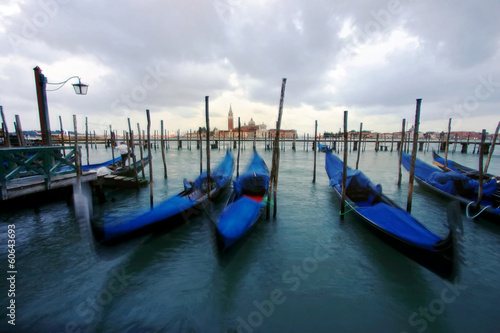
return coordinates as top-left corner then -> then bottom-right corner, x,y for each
465,201 -> 491,220
338,202 -> 361,216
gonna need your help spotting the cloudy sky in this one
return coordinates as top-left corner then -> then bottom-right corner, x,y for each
1,0 -> 499,136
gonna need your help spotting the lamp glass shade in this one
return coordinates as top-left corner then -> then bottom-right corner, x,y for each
72,83 -> 89,95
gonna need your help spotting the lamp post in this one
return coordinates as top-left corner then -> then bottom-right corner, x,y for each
33,66 -> 89,146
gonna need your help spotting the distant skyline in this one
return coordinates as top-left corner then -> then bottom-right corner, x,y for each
1,1 -> 499,137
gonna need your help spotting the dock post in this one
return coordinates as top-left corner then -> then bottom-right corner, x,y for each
267,78 -> 286,219
397,119 -> 406,187
146,109 -> 153,209
128,119 -> 139,183
59,116 -> 65,156
137,123 -> 145,178
477,130 -> 486,207
15,115 -> 26,147
205,96 -> 211,198
313,120 -> 317,183
444,118 -> 452,170
0,106 -> 10,147
161,120 -> 167,179
85,117 -> 89,165
484,121 -> 499,173
406,99 -> 422,213
73,115 -> 81,193
340,111 -> 348,218
199,127 -> 203,174
237,117 -> 241,177
356,123 -> 363,170
109,125 -> 116,166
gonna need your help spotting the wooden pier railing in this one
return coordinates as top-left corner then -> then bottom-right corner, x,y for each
0,146 -> 82,200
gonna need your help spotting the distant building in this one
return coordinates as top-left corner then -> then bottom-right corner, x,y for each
268,129 -> 297,139
228,104 -> 234,132
213,105 -> 296,139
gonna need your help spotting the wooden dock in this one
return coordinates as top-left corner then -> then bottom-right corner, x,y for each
98,174 -> 149,189
4,172 -> 97,200
0,146 -> 150,207
0,146 -> 96,201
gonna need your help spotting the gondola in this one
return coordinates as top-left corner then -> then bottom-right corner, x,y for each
317,143 -> 333,152
325,151 -> 455,278
214,150 -> 269,250
432,150 -> 498,180
95,151 -> 234,244
401,152 -> 500,221
81,157 -> 122,172
59,155 -> 149,177
108,156 -> 150,177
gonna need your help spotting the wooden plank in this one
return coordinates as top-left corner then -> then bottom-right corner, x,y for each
4,173 -> 97,200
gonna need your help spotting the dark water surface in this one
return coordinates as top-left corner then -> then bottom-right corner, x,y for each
1,142 -> 499,332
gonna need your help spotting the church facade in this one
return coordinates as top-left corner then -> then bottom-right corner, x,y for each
214,105 -> 296,139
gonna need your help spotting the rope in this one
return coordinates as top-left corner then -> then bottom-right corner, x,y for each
339,202 -> 361,216
465,201 -> 491,220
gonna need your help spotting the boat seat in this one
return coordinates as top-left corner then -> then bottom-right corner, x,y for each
346,187 -> 370,202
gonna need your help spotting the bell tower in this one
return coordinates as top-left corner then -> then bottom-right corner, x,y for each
228,104 -> 234,131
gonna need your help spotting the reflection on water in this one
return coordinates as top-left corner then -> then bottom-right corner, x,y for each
0,143 -> 499,332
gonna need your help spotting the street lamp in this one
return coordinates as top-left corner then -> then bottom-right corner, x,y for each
33,66 -> 89,146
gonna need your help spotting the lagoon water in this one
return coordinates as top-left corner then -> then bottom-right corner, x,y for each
1,141 -> 499,332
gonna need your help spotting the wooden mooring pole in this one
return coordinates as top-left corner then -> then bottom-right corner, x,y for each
85,117 -> 89,165
15,115 -> 25,147
313,120 -> 317,183
161,120 -> 168,179
146,109 -> 153,209
444,118 -> 452,170
356,123 -> 363,170
127,119 -> 139,185
340,111 -> 348,217
484,121 -> 499,173
0,106 -> 10,147
199,127 -> 203,174
406,99 -> 422,213
59,116 -> 65,156
477,130 -> 486,207
237,117 -> 241,178
109,125 -> 116,167
73,115 -> 81,193
205,96 -> 211,198
137,123 -> 145,178
267,78 -> 286,219
397,119 -> 406,187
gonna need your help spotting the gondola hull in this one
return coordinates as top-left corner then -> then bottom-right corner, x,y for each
326,151 -> 455,278
215,151 -> 269,250
96,151 -> 234,244
402,152 -> 500,221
